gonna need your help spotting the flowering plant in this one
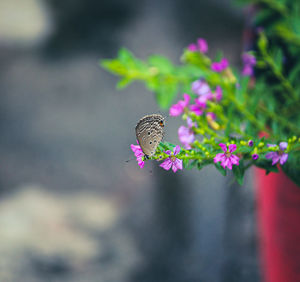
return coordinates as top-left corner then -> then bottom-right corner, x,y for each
101,0 -> 300,186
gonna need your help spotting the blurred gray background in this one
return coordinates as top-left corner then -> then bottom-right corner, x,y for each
0,0 -> 260,281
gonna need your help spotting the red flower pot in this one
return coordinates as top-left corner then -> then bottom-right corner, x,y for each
255,167 -> 300,282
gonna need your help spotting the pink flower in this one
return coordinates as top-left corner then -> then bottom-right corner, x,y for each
191,79 -> 211,96
197,38 -> 208,53
169,93 -> 190,116
189,101 -> 205,116
214,86 -> 222,101
130,142 -> 145,168
187,38 -> 208,54
214,143 -> 239,170
211,58 -> 229,72
160,145 -> 183,173
188,43 -> 198,52
178,117 -> 196,149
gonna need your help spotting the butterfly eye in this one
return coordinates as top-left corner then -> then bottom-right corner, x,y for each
159,121 -> 164,127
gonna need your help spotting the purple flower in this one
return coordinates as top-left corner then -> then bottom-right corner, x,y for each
191,79 -> 211,96
130,142 -> 145,168
265,142 -> 288,165
197,38 -> 208,53
160,145 -> 183,173
178,117 -> 195,149
242,53 -> 256,76
248,140 -> 254,147
169,93 -> 190,116
214,143 -> 240,170
252,154 -> 259,160
211,58 -> 229,72
188,43 -> 198,52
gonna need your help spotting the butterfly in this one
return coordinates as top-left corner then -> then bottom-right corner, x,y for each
135,114 -> 165,158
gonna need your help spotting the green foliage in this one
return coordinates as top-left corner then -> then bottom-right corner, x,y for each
215,163 -> 227,176
282,151 -> 300,187
102,0 -> 300,186
232,160 -> 245,185
255,159 -> 279,175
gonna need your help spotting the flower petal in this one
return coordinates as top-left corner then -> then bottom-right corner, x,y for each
197,38 -> 208,53
228,144 -> 237,153
173,145 -> 181,155
221,58 -> 229,69
192,79 -> 210,96
189,104 -> 203,116
219,143 -> 227,152
280,153 -> 288,165
172,164 -> 178,173
215,86 -> 222,101
138,160 -> 145,168
165,150 -> 172,156
183,93 -> 191,106
265,152 -> 276,159
230,154 -> 239,165
187,43 -> 197,52
214,153 -> 225,163
226,159 -> 233,170
130,144 -> 141,153
174,158 -> 183,170
221,157 -> 229,169
169,104 -> 184,116
178,126 -> 195,147
271,154 -> 280,165
160,158 -> 173,170
186,117 -> 195,128
242,65 -> 253,76
279,142 -> 288,151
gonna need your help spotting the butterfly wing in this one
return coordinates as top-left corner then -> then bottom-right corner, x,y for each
135,114 -> 164,157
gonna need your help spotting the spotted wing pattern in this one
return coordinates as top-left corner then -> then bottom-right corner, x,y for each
135,114 -> 164,157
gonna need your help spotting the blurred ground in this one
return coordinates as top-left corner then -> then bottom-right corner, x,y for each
0,0 -> 260,281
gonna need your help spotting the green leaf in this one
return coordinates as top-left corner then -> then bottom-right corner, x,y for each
273,48 -> 283,73
255,159 -> 279,174
214,162 -> 227,176
155,81 -> 178,109
289,62 -> 300,84
159,142 -> 175,151
100,59 -> 127,76
232,162 -> 245,185
281,151 -> 300,187
148,55 -> 173,73
238,146 -> 252,154
224,103 -> 234,136
186,159 -> 198,170
236,76 -> 249,103
116,77 -> 133,89
258,32 -> 268,54
118,48 -> 135,64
